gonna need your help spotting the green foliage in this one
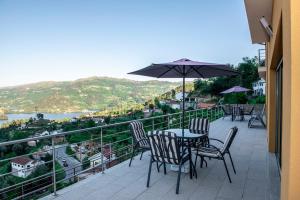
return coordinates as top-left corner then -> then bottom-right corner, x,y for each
148,104 -> 154,110
192,57 -> 259,97
66,146 -> 75,156
248,95 -> 266,104
160,104 -> 175,114
67,133 -> 91,144
104,116 -> 111,124
0,161 -> 11,174
11,130 -> 33,140
82,157 -> 90,170
12,143 -> 26,155
193,79 -> 211,96
224,93 -> 248,104
42,153 -> 53,168
154,97 -> 160,108
27,164 -> 49,179
55,161 -> 66,181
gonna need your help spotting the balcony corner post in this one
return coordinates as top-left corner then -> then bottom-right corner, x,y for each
52,137 -> 57,196
101,127 -> 105,174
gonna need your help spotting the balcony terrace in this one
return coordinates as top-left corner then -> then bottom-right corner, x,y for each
42,117 -> 280,200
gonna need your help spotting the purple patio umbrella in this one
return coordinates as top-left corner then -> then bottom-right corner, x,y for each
220,86 -> 250,94
128,58 -> 239,133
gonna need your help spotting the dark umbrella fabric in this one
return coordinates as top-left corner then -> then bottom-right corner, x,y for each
128,58 -> 239,138
128,58 -> 238,78
220,86 -> 250,94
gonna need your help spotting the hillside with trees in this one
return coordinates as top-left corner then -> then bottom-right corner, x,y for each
0,77 -> 179,113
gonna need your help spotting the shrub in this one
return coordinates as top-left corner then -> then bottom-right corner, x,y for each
66,146 -> 75,156
224,93 -> 248,104
248,95 -> 266,104
82,157 -> 90,170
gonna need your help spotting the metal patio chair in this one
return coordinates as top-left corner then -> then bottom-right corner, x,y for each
146,131 -> 196,194
128,121 -> 150,167
188,118 -> 210,134
243,105 -> 255,117
221,105 -> 233,120
194,127 -> 238,183
188,118 -> 210,165
248,104 -> 266,128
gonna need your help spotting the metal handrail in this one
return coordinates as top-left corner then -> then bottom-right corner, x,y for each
0,108 -> 214,147
0,106 -> 223,199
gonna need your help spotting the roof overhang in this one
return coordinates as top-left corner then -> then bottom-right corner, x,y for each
244,0 -> 273,44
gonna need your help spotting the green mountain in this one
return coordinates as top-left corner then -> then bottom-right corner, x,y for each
0,77 -> 179,113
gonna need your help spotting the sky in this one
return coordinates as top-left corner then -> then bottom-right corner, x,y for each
0,0 -> 260,87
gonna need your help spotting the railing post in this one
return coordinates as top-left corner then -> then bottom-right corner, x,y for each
211,108 -> 213,121
201,109 -> 204,118
152,118 -> 154,131
52,137 -> 57,196
101,127 -> 104,174
167,115 -> 170,129
179,114 -> 182,129
80,143 -> 82,164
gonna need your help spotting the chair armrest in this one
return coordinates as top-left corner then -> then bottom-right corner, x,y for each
209,138 -> 224,144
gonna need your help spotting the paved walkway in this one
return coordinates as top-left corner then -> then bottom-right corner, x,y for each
43,117 -> 280,200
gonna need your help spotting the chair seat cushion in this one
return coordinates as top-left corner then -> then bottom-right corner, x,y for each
140,144 -> 150,149
195,147 -> 221,158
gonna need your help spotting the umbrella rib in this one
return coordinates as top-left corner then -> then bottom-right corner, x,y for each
201,65 -> 239,74
185,66 -> 194,76
157,66 -> 175,78
191,66 -> 205,78
173,66 -> 184,76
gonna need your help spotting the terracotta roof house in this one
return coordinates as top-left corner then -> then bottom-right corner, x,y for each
11,157 -> 42,178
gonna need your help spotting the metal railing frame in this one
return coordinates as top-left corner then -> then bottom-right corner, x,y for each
0,106 -> 223,199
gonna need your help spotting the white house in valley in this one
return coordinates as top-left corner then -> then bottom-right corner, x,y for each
175,92 -> 190,101
89,146 -> 116,168
11,157 -> 42,178
252,78 -> 266,96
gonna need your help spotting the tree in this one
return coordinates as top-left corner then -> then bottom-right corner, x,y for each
12,144 -> 24,155
27,164 -> 49,179
82,157 -> 90,170
0,146 -> 7,157
237,57 -> 260,89
154,97 -> 160,108
171,89 -> 176,99
148,104 -> 154,111
192,57 -> 259,98
42,153 -> 53,168
104,116 -> 111,124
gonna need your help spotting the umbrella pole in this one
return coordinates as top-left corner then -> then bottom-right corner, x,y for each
182,76 -> 185,132
181,74 -> 186,158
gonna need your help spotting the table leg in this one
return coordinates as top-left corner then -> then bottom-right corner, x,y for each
188,145 -> 193,179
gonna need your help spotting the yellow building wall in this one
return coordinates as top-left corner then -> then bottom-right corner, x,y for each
266,0 -> 300,199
